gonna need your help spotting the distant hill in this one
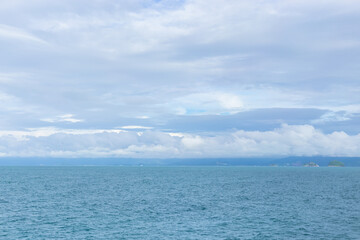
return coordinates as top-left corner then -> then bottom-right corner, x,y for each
304,162 -> 319,167
328,160 -> 345,167
271,157 -> 360,167
0,156 -> 359,166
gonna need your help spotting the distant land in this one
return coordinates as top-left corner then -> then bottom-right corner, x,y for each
0,156 -> 359,166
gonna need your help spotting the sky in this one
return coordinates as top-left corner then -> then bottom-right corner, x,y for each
0,0 -> 360,158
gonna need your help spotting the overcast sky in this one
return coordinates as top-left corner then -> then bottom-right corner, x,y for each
0,0 -> 360,158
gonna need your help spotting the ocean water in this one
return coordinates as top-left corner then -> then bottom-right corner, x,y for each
0,167 -> 359,239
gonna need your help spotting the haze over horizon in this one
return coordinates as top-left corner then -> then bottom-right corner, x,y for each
1,0 -> 360,158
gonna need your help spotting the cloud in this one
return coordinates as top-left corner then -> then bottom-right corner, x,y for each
311,111 -> 351,124
136,116 -> 150,119
0,0 -> 359,158
41,114 -> 83,123
119,125 -> 153,130
164,108 -> 328,132
0,127 -> 126,140
0,125 -> 359,158
170,92 -> 244,115
0,24 -> 47,44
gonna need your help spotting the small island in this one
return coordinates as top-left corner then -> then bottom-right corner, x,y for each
304,162 -> 319,167
328,160 -> 345,167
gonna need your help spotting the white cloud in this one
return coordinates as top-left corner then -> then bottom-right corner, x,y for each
136,116 -> 150,119
41,114 -> 83,123
181,135 -> 204,149
0,24 -> 47,44
311,112 -> 351,124
0,127 -> 126,140
0,125 -> 359,158
0,91 -> 29,112
119,125 -> 153,130
171,92 -> 244,115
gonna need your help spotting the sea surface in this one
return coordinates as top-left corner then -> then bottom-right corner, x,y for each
0,166 -> 359,239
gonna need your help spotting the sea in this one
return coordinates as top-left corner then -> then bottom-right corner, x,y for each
0,166 -> 359,239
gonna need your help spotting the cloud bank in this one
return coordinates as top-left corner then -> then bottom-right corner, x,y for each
0,125 -> 359,158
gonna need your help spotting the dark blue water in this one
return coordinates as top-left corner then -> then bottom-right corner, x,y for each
0,167 -> 359,239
